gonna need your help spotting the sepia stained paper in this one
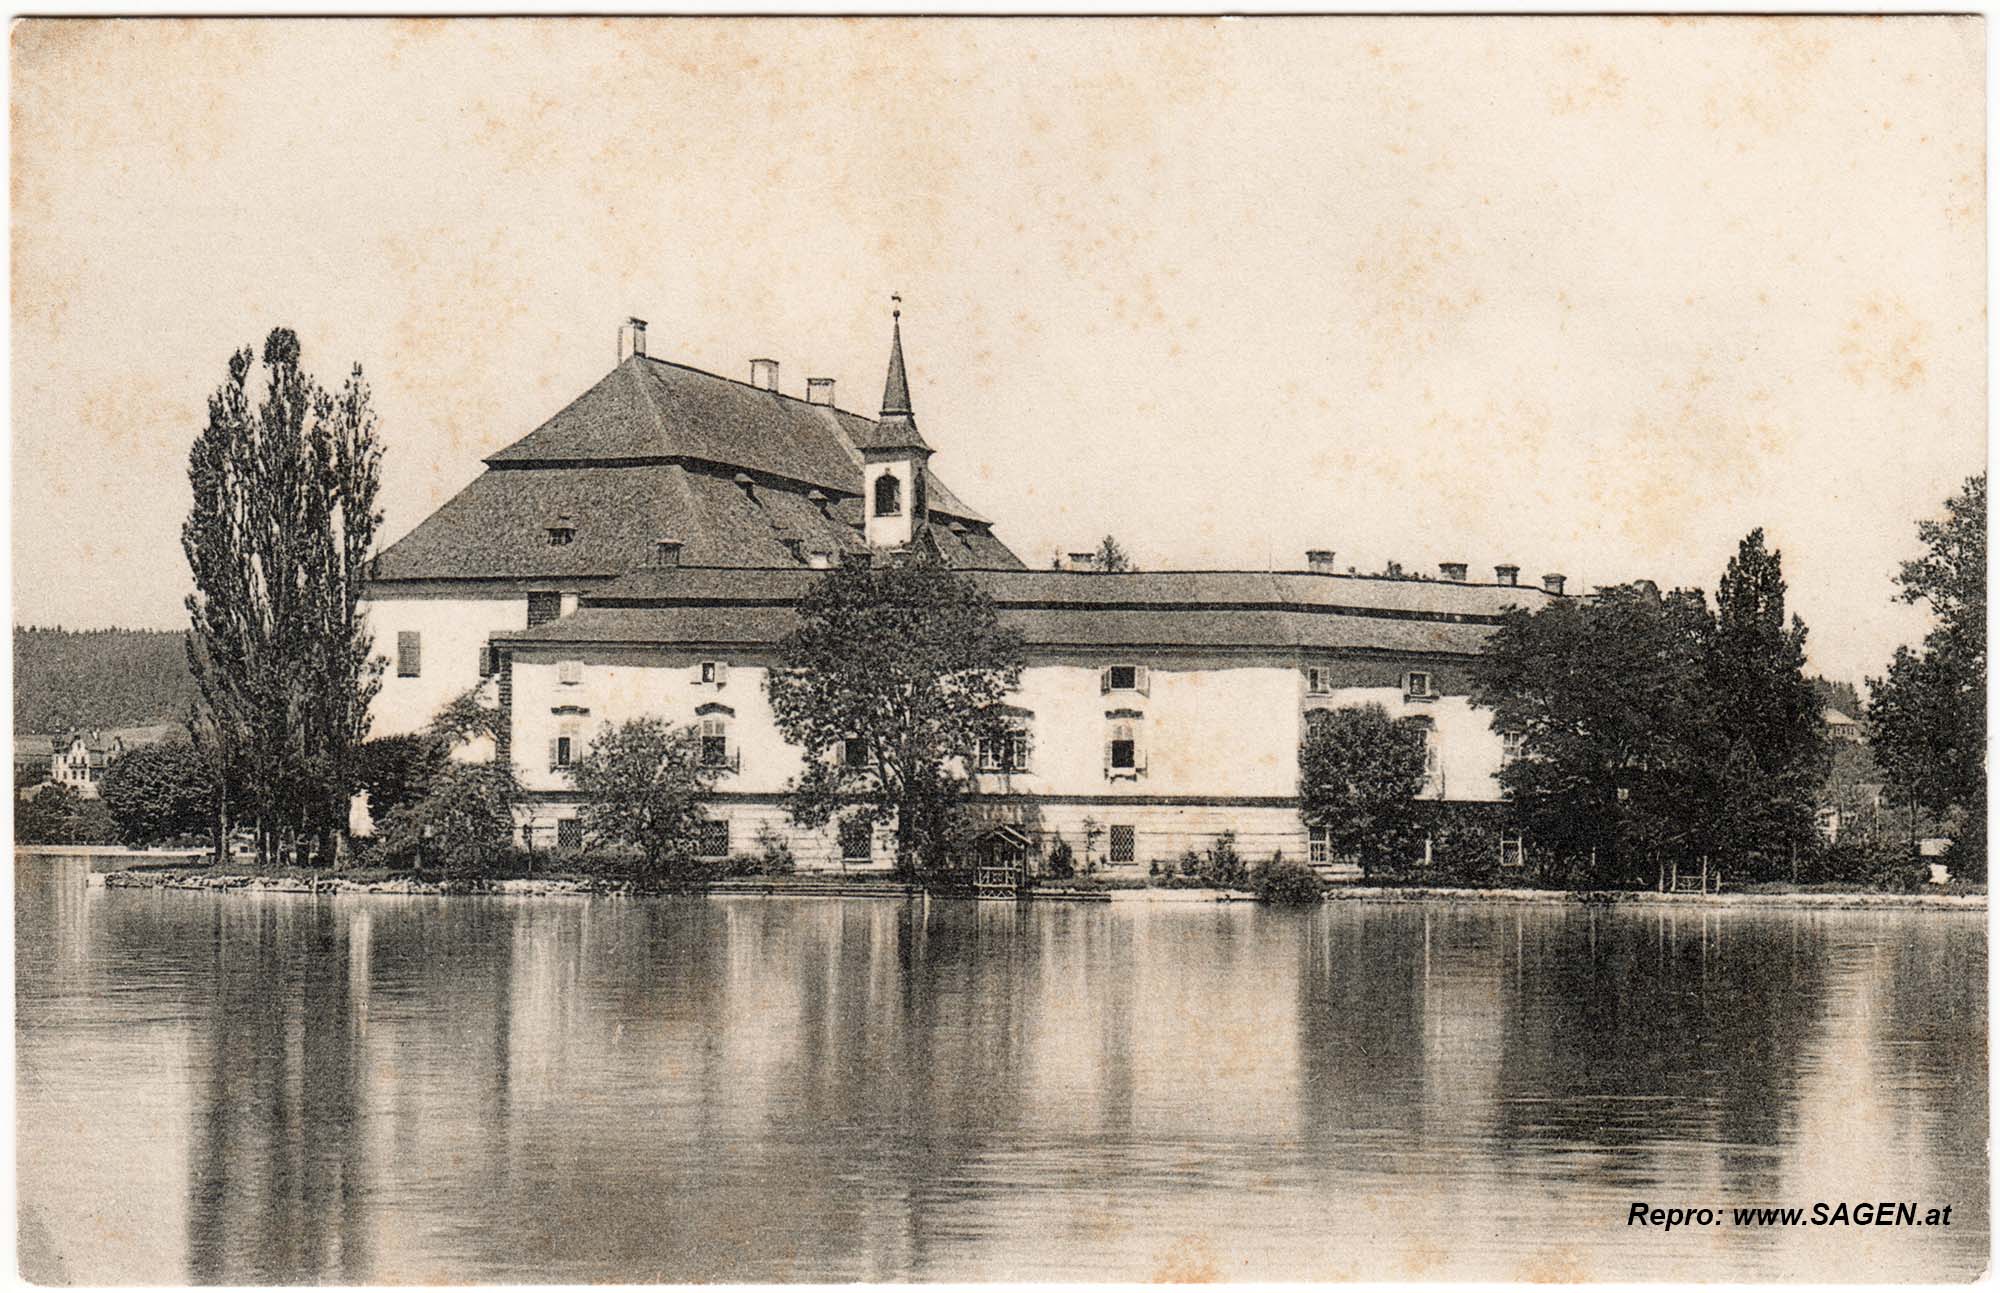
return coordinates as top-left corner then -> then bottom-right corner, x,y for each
9,15 -> 1989,1287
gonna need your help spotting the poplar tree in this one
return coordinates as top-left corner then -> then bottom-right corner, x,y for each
182,328 -> 383,867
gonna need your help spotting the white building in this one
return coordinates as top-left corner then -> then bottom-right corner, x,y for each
362,310 -> 1561,876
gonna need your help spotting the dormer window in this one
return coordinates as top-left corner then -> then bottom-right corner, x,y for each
1306,666 -> 1332,696
1404,671 -> 1435,701
874,473 -> 902,517
547,514 -> 576,547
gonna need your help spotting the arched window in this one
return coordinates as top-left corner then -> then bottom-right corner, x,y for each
873,472 -> 902,517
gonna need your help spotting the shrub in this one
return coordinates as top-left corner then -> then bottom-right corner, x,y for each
1200,831 -> 1250,888
1426,813 -> 1503,886
752,822 -> 797,876
1046,833 -> 1076,880
1254,855 -> 1325,904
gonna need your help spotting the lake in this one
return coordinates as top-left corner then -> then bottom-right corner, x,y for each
15,857 -> 1989,1283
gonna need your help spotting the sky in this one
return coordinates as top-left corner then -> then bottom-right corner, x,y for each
10,16 -> 1985,687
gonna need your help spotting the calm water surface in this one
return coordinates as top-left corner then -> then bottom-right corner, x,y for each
16,857 -> 1989,1283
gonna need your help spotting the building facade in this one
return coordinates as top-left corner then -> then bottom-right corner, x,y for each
362,311 -> 1563,876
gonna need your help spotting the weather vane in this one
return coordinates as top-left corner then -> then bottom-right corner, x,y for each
891,291 -> 901,320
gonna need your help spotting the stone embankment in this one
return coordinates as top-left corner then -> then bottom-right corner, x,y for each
92,870 -> 1985,910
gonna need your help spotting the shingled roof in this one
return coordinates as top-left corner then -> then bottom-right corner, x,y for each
500,567 -> 1555,655
371,349 -> 1019,582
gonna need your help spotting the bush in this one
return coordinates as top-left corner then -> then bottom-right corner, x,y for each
1254,855 -> 1325,904
1152,832 -> 1251,888
1045,833 -> 1076,880
751,823 -> 797,876
1426,813 -> 1503,886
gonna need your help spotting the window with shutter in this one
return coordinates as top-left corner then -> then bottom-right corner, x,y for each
397,631 -> 421,678
527,591 -> 561,627
1133,666 -> 1150,696
1109,721 -> 1136,772
700,717 -> 731,769
477,644 -> 494,678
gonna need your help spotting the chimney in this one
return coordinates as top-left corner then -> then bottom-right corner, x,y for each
1440,561 -> 1468,583
1066,551 -> 1101,572
806,547 -> 835,570
1542,573 -> 1567,596
1495,564 -> 1520,587
619,317 -> 648,362
1306,549 -> 1337,574
750,358 -> 780,391
651,539 -> 683,568
807,377 -> 836,407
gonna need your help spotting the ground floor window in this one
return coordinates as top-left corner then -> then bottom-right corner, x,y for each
1308,825 -> 1331,865
1500,833 -> 1525,868
697,819 -> 730,859
839,816 -> 874,862
557,818 -> 582,850
1109,824 -> 1136,865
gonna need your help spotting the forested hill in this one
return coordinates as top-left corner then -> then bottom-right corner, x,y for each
14,627 -> 198,734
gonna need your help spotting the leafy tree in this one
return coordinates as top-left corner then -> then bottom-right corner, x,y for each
375,762 -> 514,881
565,717 -> 722,886
1094,535 -> 1135,573
765,555 -> 1025,875
1870,474 -> 1986,876
426,681 -> 505,749
1703,530 -> 1827,878
100,739 -> 213,846
1472,583 -> 1714,885
15,784 -> 118,846
181,328 -> 384,868
353,734 -> 450,828
1298,704 -> 1430,878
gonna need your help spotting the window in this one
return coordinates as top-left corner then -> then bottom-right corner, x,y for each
1106,720 -> 1142,775
477,644 -> 496,678
1102,664 -> 1150,694
842,737 -> 869,769
557,818 -> 583,850
1309,824 -> 1331,865
873,473 -> 902,517
1110,825 -> 1136,865
1404,670 -> 1435,700
839,816 -> 874,862
1500,833 -> 1525,869
527,591 -> 561,628
1411,717 -> 1440,792
696,660 -> 728,687
1306,666 -> 1332,695
700,717 -> 732,769
550,717 -> 583,770
697,819 -> 730,859
547,525 -> 574,547
558,659 -> 582,686
397,631 -> 421,678
977,728 -> 1031,773
1502,731 -> 1526,764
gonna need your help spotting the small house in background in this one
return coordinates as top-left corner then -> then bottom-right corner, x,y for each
1822,707 -> 1864,743
42,724 -> 178,799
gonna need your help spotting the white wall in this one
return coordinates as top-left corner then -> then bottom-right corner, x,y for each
363,593 -> 527,744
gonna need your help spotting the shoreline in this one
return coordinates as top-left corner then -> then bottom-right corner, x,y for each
89,869 -> 1988,911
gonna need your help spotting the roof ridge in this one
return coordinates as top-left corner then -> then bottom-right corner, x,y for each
636,353 -> 874,423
